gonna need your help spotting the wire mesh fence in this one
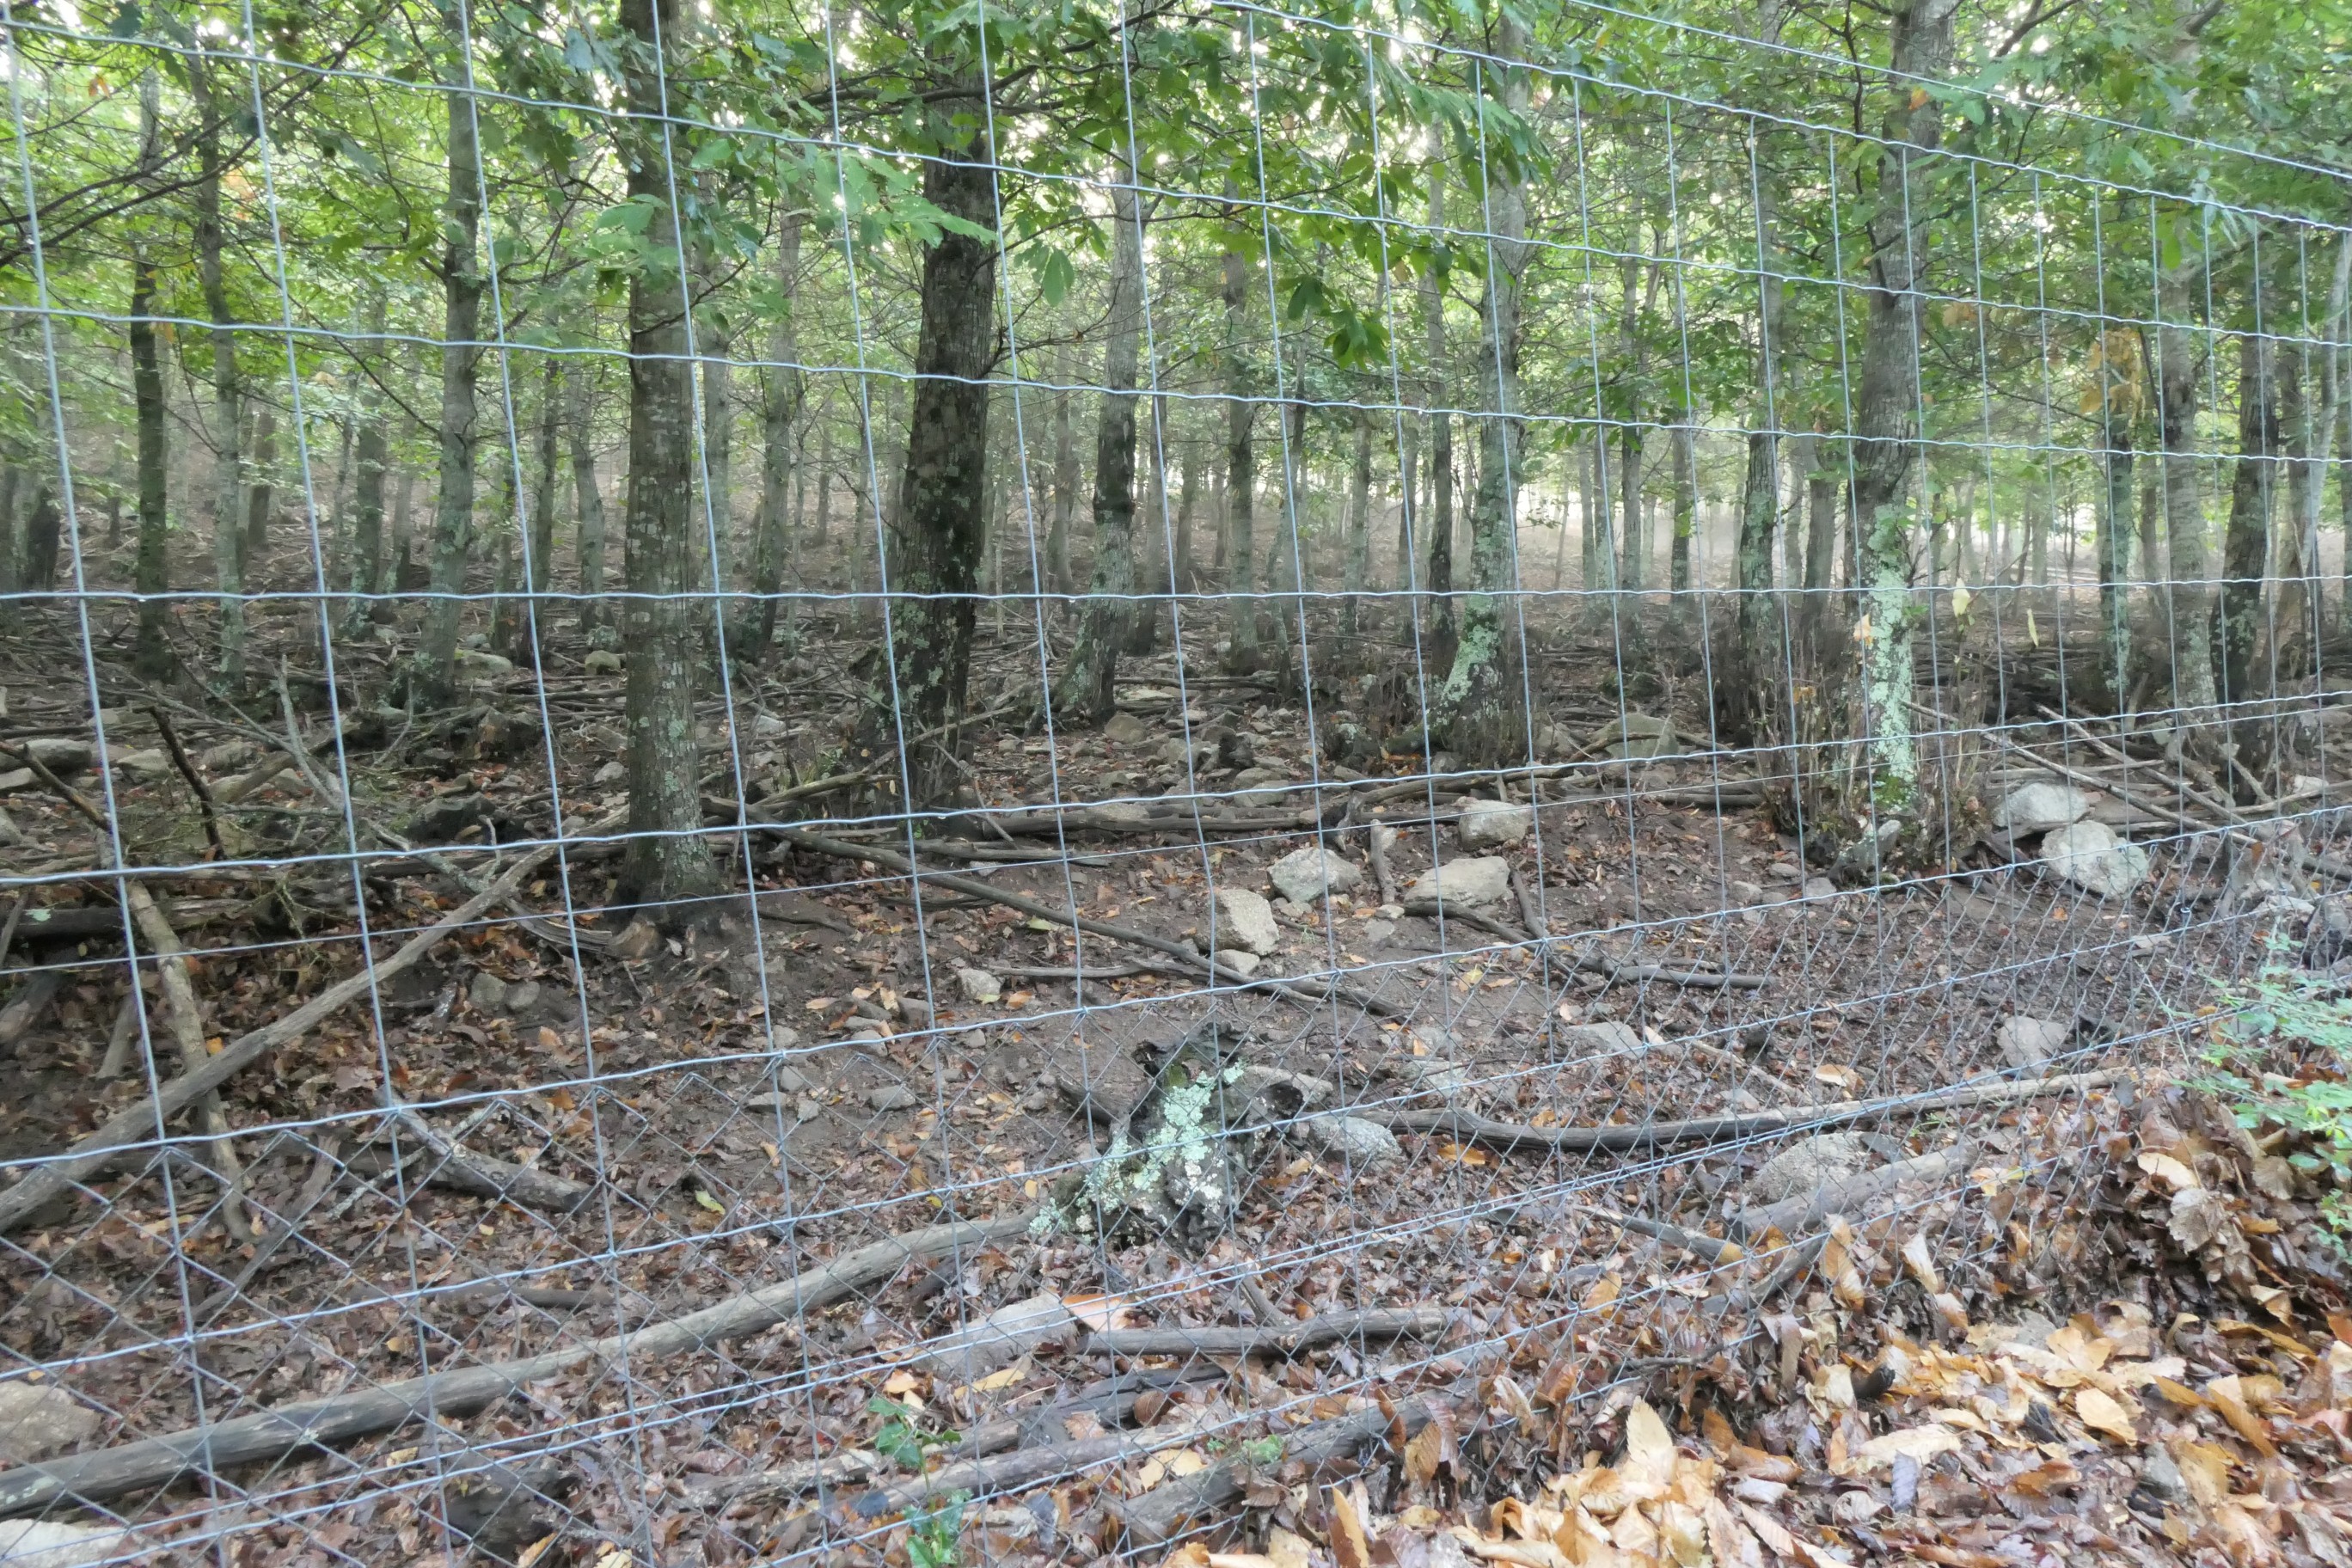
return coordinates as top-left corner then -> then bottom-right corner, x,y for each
0,0 -> 2344,1561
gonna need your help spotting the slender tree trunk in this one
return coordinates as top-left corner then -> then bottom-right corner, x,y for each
1047,342 -> 1077,602
16,485 -> 58,591
618,0 -> 718,906
1063,163 -> 1145,723
2158,320 -> 2219,728
1396,411 -> 1418,595
1617,253 -> 1649,596
341,293 -> 389,639
1669,412 -> 1698,594
1127,393 -> 1170,654
1173,437 -> 1199,594
567,358 -> 609,637
1436,20 -> 1530,764
699,276 -> 733,625
1801,432 -> 1840,663
1344,409 -> 1371,634
1423,170 -> 1455,657
510,355 -> 559,666
1847,0 -> 1959,812
131,242 -> 171,676
413,72 -> 482,706
2095,355 -> 2136,711
2279,340 -> 2324,683
750,213 -> 806,660
1222,235 -> 1259,671
243,401 -> 276,564
861,79 -> 999,807
192,52 -> 244,683
2215,330 -> 2282,791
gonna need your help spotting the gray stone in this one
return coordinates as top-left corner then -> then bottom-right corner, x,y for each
468,972 -> 508,1012
2136,1447 -> 2190,1504
866,1084 -> 920,1112
1996,1015 -> 2069,1075
1216,951 -> 1264,978
592,760 -> 626,785
1745,1133 -> 1873,1207
1298,1114 -> 1405,1168
1229,765 -> 1289,793
1214,887 -> 1281,956
1586,714 -> 1678,760
1103,713 -> 1151,745
111,748 -> 171,781
585,648 -> 623,674
744,1066 -> 814,1099
0,805 -> 21,848
1360,918 -> 1395,943
0,1381 -> 98,1462
955,966 -> 1003,1004
1228,1066 -> 1334,1116
1389,1057 -> 1469,1097
2041,819 -> 2151,899
918,1291 -> 1076,1376
1802,877 -> 1837,900
1993,782 -> 2093,835
1405,855 -> 1513,909
1456,799 -> 1534,850
2306,895 -> 2352,969
1559,1020 -> 1642,1057
1268,846 -> 1363,904
0,1520 -> 134,1568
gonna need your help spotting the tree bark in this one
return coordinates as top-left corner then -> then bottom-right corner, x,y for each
1062,165 -> 1146,723
2157,320 -> 2219,730
2215,329 -> 2282,791
243,400 -> 276,563
1422,170 -> 1455,658
131,242 -> 170,677
1221,233 -> 1259,671
1126,393 -> 1170,654
618,0 -> 719,907
861,79 -> 999,809
568,357 -> 609,637
341,292 -> 389,639
1047,342 -> 1077,601
2276,339 -> 2322,683
513,355 -> 560,666
1343,409 -> 1371,634
191,50 -> 243,683
1847,0 -> 1959,812
750,212 -> 806,660
2092,329 -> 2138,711
1436,21 -> 1531,765
412,69 -> 483,706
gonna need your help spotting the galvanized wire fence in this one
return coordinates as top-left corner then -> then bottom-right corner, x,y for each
0,0 -> 2343,1562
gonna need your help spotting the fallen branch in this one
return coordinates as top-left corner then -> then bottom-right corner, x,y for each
0,828 -> 595,1238
1736,1140 -> 1979,1240
1569,1204 -> 1743,1267
1569,952 -> 1770,990
1373,1069 -> 2123,1157
0,1208 -> 1039,1516
1086,1306 -> 1446,1360
347,1130 -> 593,1214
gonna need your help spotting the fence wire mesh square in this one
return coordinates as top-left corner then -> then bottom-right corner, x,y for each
0,0 -> 2342,1560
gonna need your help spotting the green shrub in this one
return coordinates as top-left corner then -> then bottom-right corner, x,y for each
2199,955 -> 2352,1253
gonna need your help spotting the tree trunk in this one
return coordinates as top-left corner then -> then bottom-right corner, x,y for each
2215,330 -> 2282,791
511,355 -> 560,667
1436,21 -> 1530,765
1344,409 -> 1371,634
131,242 -> 171,677
618,0 -> 718,907
1422,170 -> 1455,658
2158,320 -> 2219,727
1221,235 -> 1259,671
862,83 -> 999,808
1062,166 -> 1146,724
1173,437 -> 1199,594
699,280 -> 733,624
2095,347 -> 2136,712
1669,412 -> 1698,594
1047,343 -> 1078,602
17,485 -> 58,591
750,213 -> 806,661
567,358 -> 609,637
243,401 -> 276,564
1127,394 -> 1169,654
342,293 -> 389,638
2277,339 -> 2323,683
413,76 -> 482,706
1847,0 -> 1959,813
192,52 -> 244,683
1801,433 -> 1840,663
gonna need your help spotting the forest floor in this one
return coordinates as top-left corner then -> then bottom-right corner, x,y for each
0,575 -> 2349,1568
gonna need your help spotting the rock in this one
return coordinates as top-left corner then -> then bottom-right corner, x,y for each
955,966 -> 1003,1004
1214,888 -> 1281,955
867,1084 -> 920,1112
1299,1114 -> 1405,1168
1456,799 -> 1534,850
1746,1133 -> 1873,1207
502,979 -> 542,1015
1389,1057 -> 1469,1096
2135,1447 -> 2190,1504
1404,855 -> 1512,909
111,748 -> 170,781
1216,729 -> 1257,769
585,649 -> 622,674
0,805 -> 22,847
609,917 -> 661,962
1994,782 -> 2093,835
1997,1015 -> 2069,1075
1586,714 -> 1676,760
1160,737 -> 1206,768
1801,877 -> 1836,899
592,760 -> 625,785
918,1291 -> 1076,1376
0,1381 -> 99,1462
1218,951 -> 1263,977
1268,846 -> 1363,904
1360,918 -> 1394,942
743,1066 -> 814,1102
2041,819 -> 2150,899
468,972 -> 509,1013
1559,1020 -> 1642,1057
2306,896 -> 2352,969
1104,712 -> 1151,745
0,1520 -> 134,1568
18,738 -> 92,774
455,649 -> 515,683
1229,765 -> 1289,793
406,791 -> 490,843
1228,1066 -> 1334,1116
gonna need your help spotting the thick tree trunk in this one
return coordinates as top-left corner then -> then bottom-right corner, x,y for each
192,53 -> 244,683
17,486 -> 58,591
699,279 -> 733,621
2215,331 -> 2282,791
2158,321 -> 2219,728
1422,171 -> 1455,657
1436,21 -> 1530,764
131,243 -> 171,677
1847,0 -> 1959,812
619,0 -> 719,907
1221,238 -> 1259,671
864,85 -> 999,808
750,214 -> 806,660
413,79 -> 482,706
1063,170 -> 1146,722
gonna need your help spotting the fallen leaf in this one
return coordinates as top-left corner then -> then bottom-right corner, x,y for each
1328,1487 -> 1373,1568
1901,1234 -> 1944,1295
1063,1293 -> 1133,1332
1623,1400 -> 1676,1488
2136,1150 -> 2200,1192
2073,1387 -> 2137,1444
1855,1425 -> 1962,1468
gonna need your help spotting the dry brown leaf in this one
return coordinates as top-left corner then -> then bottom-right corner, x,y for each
1728,1444 -> 1798,1482
1704,1498 -> 1762,1568
2073,1387 -> 2138,1444
1161,1546 -> 1212,1568
1623,1401 -> 1676,1490
2173,1441 -> 2233,1508
1328,1487 -> 1373,1568
1658,1502 -> 1708,1568
1856,1425 -> 1963,1469
2202,1377 -> 2279,1455
2137,1150 -> 2200,1192
1900,1233 -> 1944,1295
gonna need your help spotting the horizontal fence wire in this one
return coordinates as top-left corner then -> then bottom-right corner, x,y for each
0,0 -> 2343,1563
